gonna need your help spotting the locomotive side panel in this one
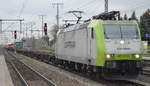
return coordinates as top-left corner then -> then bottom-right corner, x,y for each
56,28 -> 96,65
55,33 -> 65,57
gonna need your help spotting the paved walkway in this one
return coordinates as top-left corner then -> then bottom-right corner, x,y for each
143,57 -> 150,60
0,55 -> 14,86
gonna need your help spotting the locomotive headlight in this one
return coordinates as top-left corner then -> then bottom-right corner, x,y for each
120,40 -> 125,44
135,54 -> 140,58
106,54 -> 111,59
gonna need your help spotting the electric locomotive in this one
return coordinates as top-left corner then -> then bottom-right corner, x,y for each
55,11 -> 143,79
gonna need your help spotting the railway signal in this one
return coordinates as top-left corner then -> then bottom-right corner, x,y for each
14,30 -> 17,39
44,23 -> 47,36
147,13 -> 150,15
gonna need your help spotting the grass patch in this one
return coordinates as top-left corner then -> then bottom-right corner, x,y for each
148,46 -> 150,51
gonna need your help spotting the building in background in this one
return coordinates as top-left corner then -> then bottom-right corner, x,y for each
140,9 -> 150,43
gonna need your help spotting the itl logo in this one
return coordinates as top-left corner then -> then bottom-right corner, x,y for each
117,48 -> 130,50
64,41 -> 75,48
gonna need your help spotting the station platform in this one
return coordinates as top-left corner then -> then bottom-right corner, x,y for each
0,55 -> 14,86
143,57 -> 150,60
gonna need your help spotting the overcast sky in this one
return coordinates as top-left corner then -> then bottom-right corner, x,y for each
0,0 -> 150,44
1,0 -> 150,23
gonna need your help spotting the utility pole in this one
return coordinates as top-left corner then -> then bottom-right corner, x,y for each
0,20 -> 2,33
39,15 -> 46,36
25,24 -> 28,38
30,24 -> 33,37
52,3 -> 63,29
28,22 -> 35,37
22,23 -> 26,38
20,20 -> 23,33
105,0 -> 108,12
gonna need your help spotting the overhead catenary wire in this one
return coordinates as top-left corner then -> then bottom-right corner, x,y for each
78,0 -> 150,16
5,0 -> 28,32
120,2 -> 150,18
121,2 -> 150,13
61,0 -> 98,14
60,0 -> 102,20
79,1 -> 100,11
18,0 -> 28,18
77,0 -> 99,10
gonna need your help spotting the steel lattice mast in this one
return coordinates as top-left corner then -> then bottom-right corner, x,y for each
105,0 -> 108,12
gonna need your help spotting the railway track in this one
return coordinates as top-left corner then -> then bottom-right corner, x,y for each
5,51 -> 57,86
10,51 -> 150,86
142,69 -> 150,76
4,50 -> 149,86
143,60 -> 150,66
62,68 -> 149,86
123,80 -> 150,86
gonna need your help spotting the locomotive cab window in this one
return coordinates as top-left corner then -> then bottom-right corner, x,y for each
104,24 -> 139,39
104,24 -> 121,39
121,25 -> 139,39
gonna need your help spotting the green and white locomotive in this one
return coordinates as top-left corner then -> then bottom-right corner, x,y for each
55,11 -> 143,79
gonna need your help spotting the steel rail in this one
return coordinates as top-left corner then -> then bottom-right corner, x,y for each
8,51 -> 58,86
127,80 -> 149,86
10,50 -> 150,86
7,58 -> 29,86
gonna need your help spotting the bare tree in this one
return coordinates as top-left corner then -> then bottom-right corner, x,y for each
130,11 -> 137,20
49,24 -> 59,46
124,14 -> 128,20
